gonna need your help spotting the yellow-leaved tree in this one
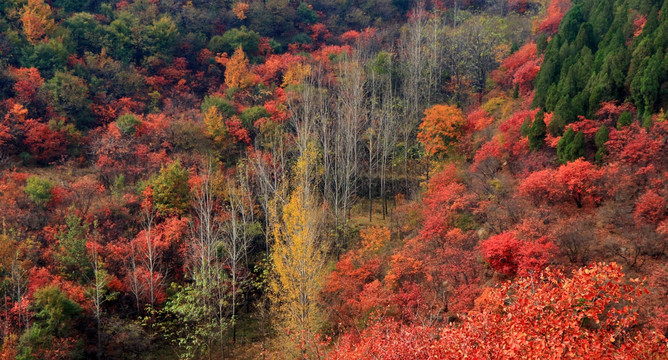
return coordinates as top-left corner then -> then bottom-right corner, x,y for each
202,106 -> 229,148
224,47 -> 254,89
21,0 -> 56,44
269,142 -> 328,358
282,62 -> 312,88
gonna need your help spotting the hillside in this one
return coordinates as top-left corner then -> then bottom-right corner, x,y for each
0,0 -> 666,359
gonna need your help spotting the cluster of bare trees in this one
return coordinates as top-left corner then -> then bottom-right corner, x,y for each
155,162 -> 258,357
165,4 -> 511,356
268,6 -> 504,250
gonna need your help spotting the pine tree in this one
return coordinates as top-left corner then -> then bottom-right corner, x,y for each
617,111 -> 633,128
568,131 -> 585,161
55,213 -> 92,284
557,128 -> 574,163
594,124 -> 608,164
642,116 -> 654,129
528,110 -> 546,151
549,97 -> 572,135
520,116 -> 531,136
536,33 -> 548,54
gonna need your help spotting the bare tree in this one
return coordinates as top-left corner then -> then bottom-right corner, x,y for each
333,54 -> 367,241
126,239 -> 145,313
425,10 -> 448,106
460,16 -> 502,102
398,3 -> 428,194
189,162 -> 229,355
221,164 -> 254,343
88,230 -> 111,360
367,50 -> 398,220
140,196 -> 161,311
376,60 -> 399,219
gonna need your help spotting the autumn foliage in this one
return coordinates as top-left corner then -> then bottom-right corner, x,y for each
0,0 -> 666,358
538,0 -> 571,34
21,0 -> 56,44
330,263 -> 667,359
418,104 -> 467,157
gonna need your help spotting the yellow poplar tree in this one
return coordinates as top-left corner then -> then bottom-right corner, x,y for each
21,0 -> 56,44
282,63 -> 312,87
269,143 -> 327,357
203,106 -> 226,142
203,105 -> 236,156
224,47 -> 252,89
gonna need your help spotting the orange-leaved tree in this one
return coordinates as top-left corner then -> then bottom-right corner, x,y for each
418,104 -> 467,158
329,263 -> 668,359
432,262 -> 666,359
232,2 -> 249,21
21,0 -> 56,44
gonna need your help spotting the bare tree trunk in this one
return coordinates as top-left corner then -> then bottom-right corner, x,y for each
191,161 -> 229,353
89,239 -> 108,360
222,164 -> 253,345
399,2 -> 428,197
333,54 -> 366,247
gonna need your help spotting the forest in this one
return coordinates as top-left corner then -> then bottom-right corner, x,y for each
0,0 -> 666,358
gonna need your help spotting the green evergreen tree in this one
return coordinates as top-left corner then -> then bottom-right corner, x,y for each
21,39 -> 68,79
558,129 -> 585,163
536,33 -> 548,54
208,26 -> 260,55
617,111 -> 633,128
297,2 -> 318,24
594,124 -> 609,164
568,131 -> 585,161
594,124 -> 608,148
17,286 -> 82,360
533,0 -> 666,132
24,176 -> 54,208
520,116 -> 531,136
55,213 -> 92,284
557,128 -> 575,163
533,35 -> 562,108
43,71 -> 93,129
642,116 -> 654,129
143,16 -> 179,58
116,113 -> 141,136
63,12 -> 106,55
560,5 -> 585,43
528,111 -> 547,151
574,22 -> 596,51
549,97 -> 573,135
638,52 -> 663,116
201,95 -> 236,117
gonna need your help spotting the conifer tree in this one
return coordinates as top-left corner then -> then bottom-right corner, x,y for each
617,111 -> 633,129
528,110 -> 546,151
557,128 -> 585,163
594,124 -> 608,164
